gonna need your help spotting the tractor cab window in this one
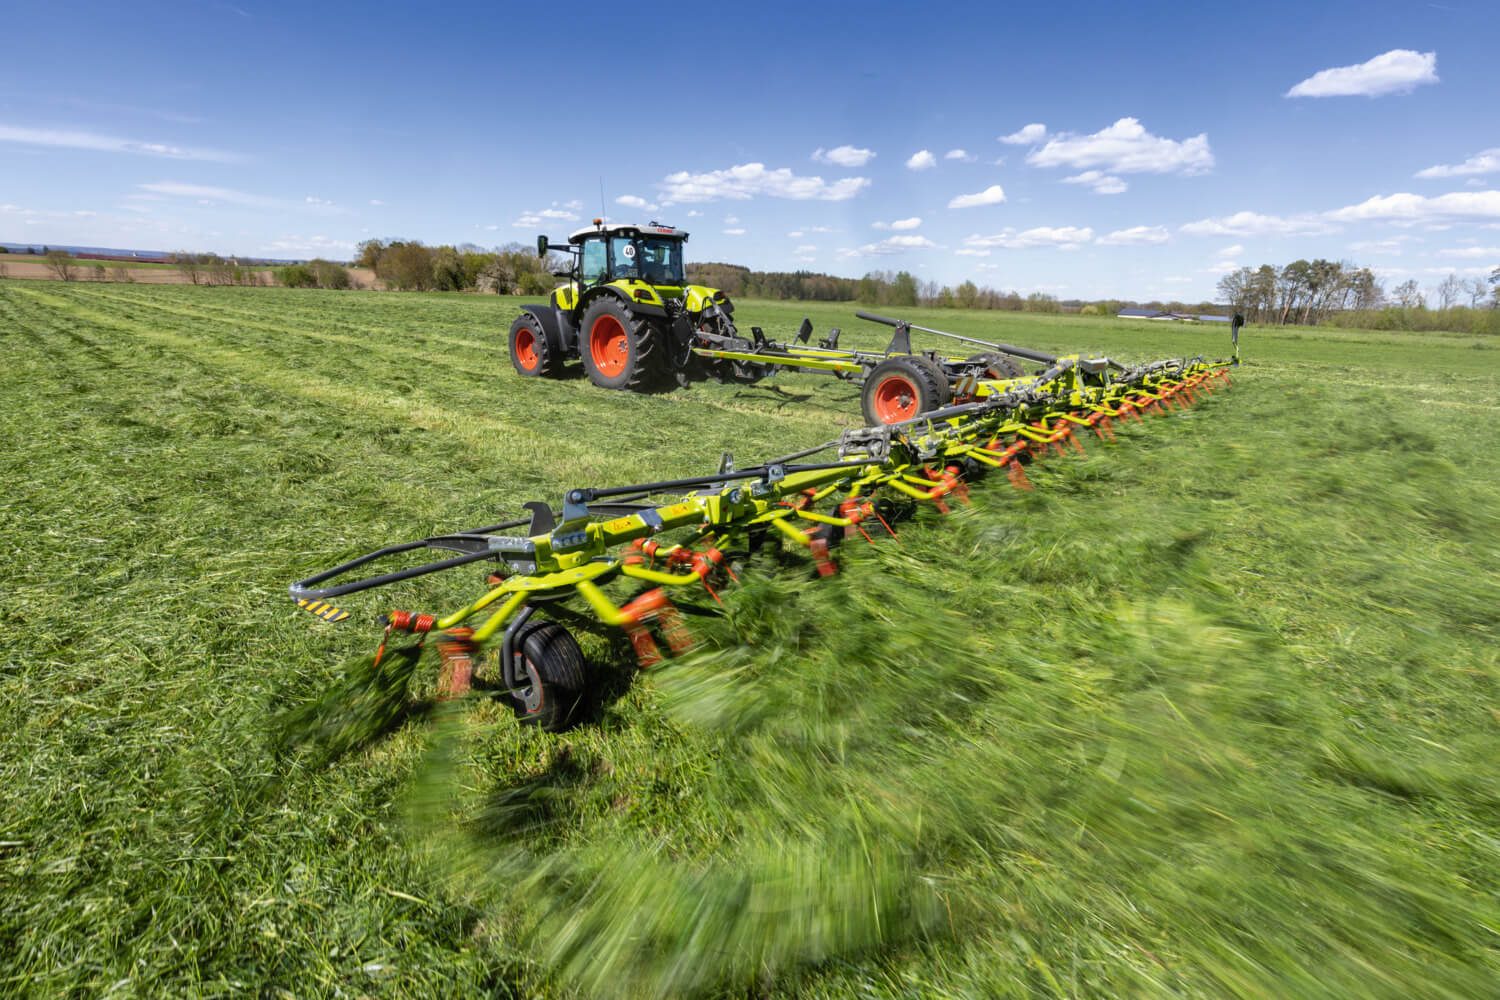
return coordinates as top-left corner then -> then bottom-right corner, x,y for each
638,238 -> 685,284
609,236 -> 640,279
580,237 -> 607,283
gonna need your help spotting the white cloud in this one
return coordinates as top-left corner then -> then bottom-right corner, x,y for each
264,235 -> 355,255
1217,244 -> 1243,257
954,248 -> 991,257
1206,260 -> 1242,274
998,123 -> 1047,145
1348,239 -> 1406,254
1179,210 -> 1335,236
1325,190 -> 1500,222
964,226 -> 1094,250
787,231 -> 803,238
0,124 -> 236,161
1027,118 -> 1212,175
616,194 -> 658,212
538,208 -> 579,220
1437,246 -> 1500,258
1061,170 -> 1128,194
305,195 -> 334,207
687,209 -> 702,217
1286,49 -> 1438,98
906,150 -> 937,170
812,145 -> 875,167
369,199 -> 385,206
793,244 -> 817,254
1096,225 -> 1169,245
723,228 -> 745,235
724,215 -> 740,224
853,234 -> 941,255
657,162 -> 869,202
948,184 -> 1006,209
944,149 -> 976,162
138,182 -> 276,208
872,217 -> 922,231
1416,148 -> 1500,179
563,199 -> 584,211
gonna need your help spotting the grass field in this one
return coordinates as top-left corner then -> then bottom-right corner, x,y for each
2,281 -> 1498,998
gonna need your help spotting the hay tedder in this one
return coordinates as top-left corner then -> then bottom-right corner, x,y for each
510,218 -> 1242,425
291,336 -> 1237,730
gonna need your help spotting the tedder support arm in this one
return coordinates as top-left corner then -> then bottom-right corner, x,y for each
854,310 -> 1059,364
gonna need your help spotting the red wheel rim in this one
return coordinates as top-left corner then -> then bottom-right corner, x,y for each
590,315 -> 629,377
872,375 -> 920,423
515,327 -> 539,370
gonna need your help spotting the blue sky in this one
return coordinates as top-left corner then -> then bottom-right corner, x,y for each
2,0 -> 1497,301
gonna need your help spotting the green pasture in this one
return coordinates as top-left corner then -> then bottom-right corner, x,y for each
1,282 -> 1497,998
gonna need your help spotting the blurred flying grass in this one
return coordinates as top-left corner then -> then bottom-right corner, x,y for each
1,281 -> 1498,997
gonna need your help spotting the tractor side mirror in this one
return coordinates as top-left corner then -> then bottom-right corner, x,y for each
537,236 -> 549,258
797,318 -> 813,344
550,267 -> 573,279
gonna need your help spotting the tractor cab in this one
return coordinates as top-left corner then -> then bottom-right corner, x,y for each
555,221 -> 688,290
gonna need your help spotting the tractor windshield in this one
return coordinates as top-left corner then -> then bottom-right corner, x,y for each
609,235 -> 685,284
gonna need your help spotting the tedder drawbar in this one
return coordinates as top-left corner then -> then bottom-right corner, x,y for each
290,343 -> 1238,731
510,218 -> 1242,425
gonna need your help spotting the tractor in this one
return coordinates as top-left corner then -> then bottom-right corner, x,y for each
509,220 -> 755,390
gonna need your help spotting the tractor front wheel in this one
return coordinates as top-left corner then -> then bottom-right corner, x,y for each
862,356 -> 944,426
580,297 -> 661,391
509,314 -> 562,378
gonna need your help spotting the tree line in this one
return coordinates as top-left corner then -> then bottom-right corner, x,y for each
1218,259 -> 1499,334
353,240 -> 555,294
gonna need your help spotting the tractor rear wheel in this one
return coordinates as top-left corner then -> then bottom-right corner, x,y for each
967,352 -> 1026,379
510,619 -> 586,732
509,314 -> 562,378
581,297 -> 662,391
862,356 -> 944,426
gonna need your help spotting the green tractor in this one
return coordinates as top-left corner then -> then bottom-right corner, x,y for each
509,220 -> 752,390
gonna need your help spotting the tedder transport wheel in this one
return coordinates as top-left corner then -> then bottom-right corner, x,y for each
967,351 -> 1026,379
580,297 -> 662,391
509,314 -> 562,378
511,619 -> 586,732
911,354 -> 953,408
862,356 -> 944,426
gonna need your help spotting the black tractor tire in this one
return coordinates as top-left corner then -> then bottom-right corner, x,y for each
861,356 -> 945,426
580,296 -> 663,391
509,314 -> 563,378
967,351 -> 1026,379
911,354 -> 953,407
510,619 -> 587,732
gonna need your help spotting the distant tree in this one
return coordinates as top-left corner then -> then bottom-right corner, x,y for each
90,263 -> 107,282
955,279 -> 979,309
174,251 -> 203,285
0,260 -> 8,278
1463,276 -> 1489,308
1436,272 -> 1462,311
1025,292 -> 1060,312
110,265 -> 133,283
1392,278 -> 1423,309
432,246 -> 466,291
376,241 -> 436,291
44,250 -> 77,282
275,263 -> 318,288
889,270 -> 918,307
309,258 -> 351,289
353,238 -> 386,270
207,256 -> 235,286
